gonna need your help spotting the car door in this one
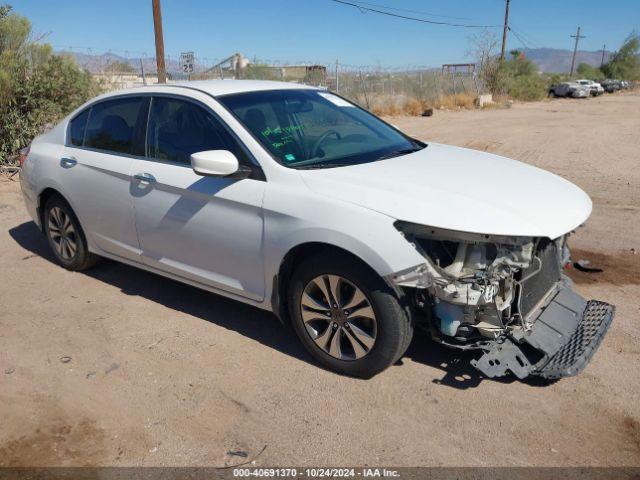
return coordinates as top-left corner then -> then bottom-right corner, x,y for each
131,95 -> 266,301
62,96 -> 148,261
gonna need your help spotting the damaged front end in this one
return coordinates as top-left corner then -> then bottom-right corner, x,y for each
391,221 -> 615,380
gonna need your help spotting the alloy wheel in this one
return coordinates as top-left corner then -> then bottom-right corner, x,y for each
48,206 -> 77,261
300,274 -> 377,361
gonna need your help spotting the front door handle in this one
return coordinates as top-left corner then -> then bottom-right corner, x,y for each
133,173 -> 156,184
60,157 -> 77,168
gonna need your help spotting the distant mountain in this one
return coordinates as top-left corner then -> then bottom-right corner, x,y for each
57,51 -> 180,75
521,47 -> 612,73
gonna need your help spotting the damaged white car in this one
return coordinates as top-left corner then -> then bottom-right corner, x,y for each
19,81 -> 614,379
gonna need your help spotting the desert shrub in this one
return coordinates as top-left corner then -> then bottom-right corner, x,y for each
242,63 -> 281,81
0,4 -> 100,165
505,73 -> 547,101
436,92 -> 476,110
499,53 -> 547,101
107,60 -> 135,73
402,98 -> 424,116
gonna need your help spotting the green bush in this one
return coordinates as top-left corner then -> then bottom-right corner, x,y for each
502,54 -> 547,101
505,74 -> 547,101
0,5 -> 100,165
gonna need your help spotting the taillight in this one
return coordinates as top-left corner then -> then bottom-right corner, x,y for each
18,145 -> 30,169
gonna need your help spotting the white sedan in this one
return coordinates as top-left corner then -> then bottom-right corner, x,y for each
19,80 -> 614,379
576,79 -> 605,96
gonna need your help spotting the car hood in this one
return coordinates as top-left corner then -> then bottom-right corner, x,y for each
299,143 -> 592,239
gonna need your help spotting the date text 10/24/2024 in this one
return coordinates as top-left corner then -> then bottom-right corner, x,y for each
233,468 -> 400,478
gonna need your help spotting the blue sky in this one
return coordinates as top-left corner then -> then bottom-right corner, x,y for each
14,0 -> 640,67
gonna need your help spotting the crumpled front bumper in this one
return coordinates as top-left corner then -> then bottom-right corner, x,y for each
471,286 -> 615,380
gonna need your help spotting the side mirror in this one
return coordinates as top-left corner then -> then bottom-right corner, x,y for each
191,150 -> 239,177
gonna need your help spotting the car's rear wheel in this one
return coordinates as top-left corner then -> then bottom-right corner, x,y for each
44,195 -> 100,271
288,252 -> 413,378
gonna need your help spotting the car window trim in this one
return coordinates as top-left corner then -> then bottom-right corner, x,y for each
66,106 -> 93,148
145,94 -> 239,165
78,95 -> 147,156
65,91 -> 265,181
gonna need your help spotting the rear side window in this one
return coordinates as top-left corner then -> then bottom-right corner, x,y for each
146,97 -> 235,165
69,108 -> 90,146
85,97 -> 144,154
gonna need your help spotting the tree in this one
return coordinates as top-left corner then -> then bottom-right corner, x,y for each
601,32 -> 640,80
467,29 -> 506,95
108,60 -> 135,73
467,32 -> 546,101
0,4 -> 99,165
576,62 -> 604,80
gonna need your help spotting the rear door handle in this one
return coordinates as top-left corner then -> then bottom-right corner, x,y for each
133,172 -> 156,184
60,157 -> 77,168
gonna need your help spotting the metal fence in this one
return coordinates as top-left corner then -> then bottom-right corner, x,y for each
60,48 -> 483,113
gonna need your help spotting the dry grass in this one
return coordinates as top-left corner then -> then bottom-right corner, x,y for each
368,92 -> 486,116
435,92 -> 476,110
371,99 -> 402,116
402,99 -> 425,116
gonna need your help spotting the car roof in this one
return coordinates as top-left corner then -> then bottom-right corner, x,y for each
176,79 -> 319,96
94,80 -> 320,101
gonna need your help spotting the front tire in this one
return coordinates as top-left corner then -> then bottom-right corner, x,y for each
43,195 -> 100,271
288,252 -> 413,378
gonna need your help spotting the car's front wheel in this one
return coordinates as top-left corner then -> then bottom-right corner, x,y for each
43,195 -> 100,271
288,252 -> 413,378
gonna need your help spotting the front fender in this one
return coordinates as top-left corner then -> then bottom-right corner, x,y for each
261,193 -> 426,310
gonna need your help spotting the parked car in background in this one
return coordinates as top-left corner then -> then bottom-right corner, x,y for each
549,82 -> 590,98
19,80 -> 615,380
576,79 -> 604,96
601,79 -> 622,93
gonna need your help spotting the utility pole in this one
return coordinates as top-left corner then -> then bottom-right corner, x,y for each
152,0 -> 167,83
335,59 -> 339,94
600,44 -> 606,67
500,0 -> 510,63
140,58 -> 147,85
569,26 -> 585,78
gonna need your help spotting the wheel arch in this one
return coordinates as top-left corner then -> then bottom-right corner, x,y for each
37,187 -> 67,231
272,241 -> 389,323
37,186 -> 88,246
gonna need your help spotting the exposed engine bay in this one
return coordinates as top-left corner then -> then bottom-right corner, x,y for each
391,221 -> 615,380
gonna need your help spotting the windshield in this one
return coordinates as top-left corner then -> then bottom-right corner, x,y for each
217,89 -> 424,169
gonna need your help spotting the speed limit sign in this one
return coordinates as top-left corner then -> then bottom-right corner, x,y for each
180,51 -> 194,74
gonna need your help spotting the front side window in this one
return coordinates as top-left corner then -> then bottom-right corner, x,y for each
218,89 -> 423,169
146,97 -> 232,165
84,97 -> 145,155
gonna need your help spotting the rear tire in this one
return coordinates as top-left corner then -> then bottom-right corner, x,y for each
43,195 -> 100,271
288,252 -> 413,378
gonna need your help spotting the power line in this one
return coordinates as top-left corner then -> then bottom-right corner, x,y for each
508,27 -> 531,50
329,0 -> 502,28
509,25 -> 540,49
345,0 -> 474,21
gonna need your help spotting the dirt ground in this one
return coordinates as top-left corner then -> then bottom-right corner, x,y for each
1,92 -> 639,468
